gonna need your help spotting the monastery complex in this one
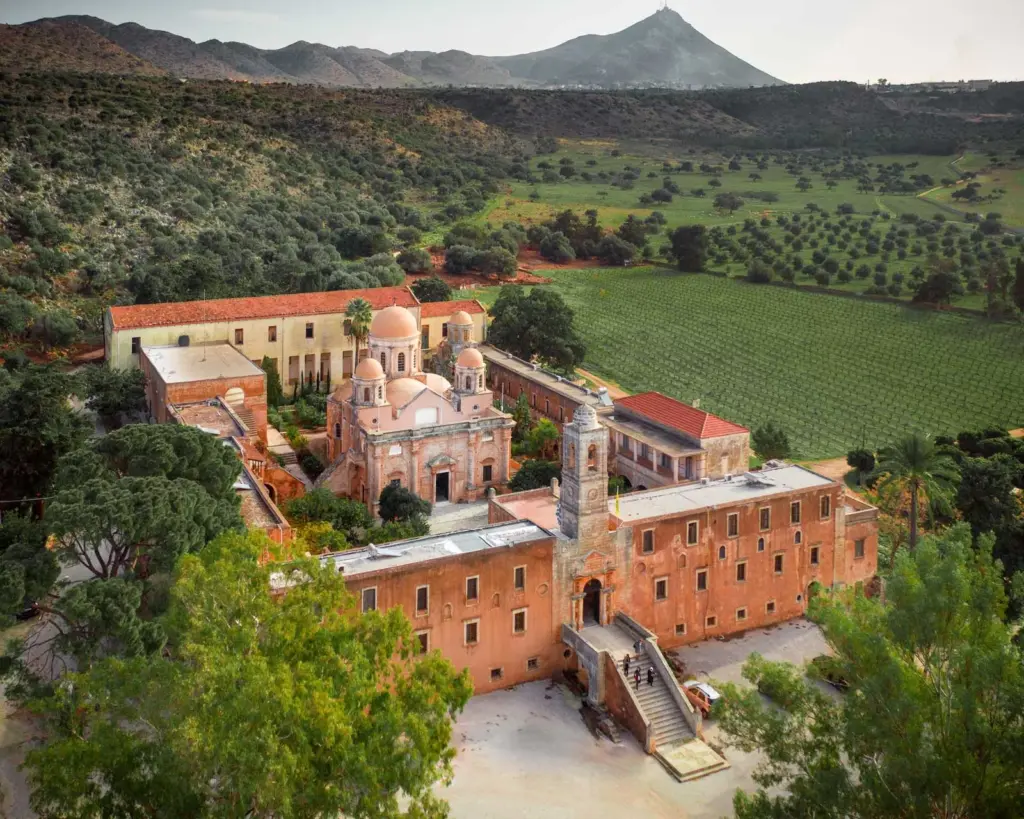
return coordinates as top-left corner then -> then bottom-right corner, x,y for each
105,285 -> 879,761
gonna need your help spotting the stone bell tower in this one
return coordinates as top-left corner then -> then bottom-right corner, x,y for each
559,403 -> 608,544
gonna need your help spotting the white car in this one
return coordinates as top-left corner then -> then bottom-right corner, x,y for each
683,680 -> 722,717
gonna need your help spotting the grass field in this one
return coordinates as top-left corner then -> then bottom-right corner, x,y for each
478,142 -> 1024,311
540,267 -> 1024,459
924,154 -> 1024,228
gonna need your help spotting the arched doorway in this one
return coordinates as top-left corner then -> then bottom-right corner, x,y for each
582,579 -> 602,626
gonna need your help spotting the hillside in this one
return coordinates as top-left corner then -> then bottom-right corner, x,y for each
0,21 -> 165,77
6,10 -> 780,90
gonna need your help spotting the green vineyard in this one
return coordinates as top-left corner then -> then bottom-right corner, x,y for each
547,268 -> 1024,459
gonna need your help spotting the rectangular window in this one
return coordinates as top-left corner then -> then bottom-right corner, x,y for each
527,657 -> 539,671
696,569 -> 708,592
736,561 -> 747,582
620,434 -> 631,454
660,452 -> 672,469
687,521 -> 699,545
820,495 -> 831,519
545,398 -> 550,415
855,539 -> 866,559
759,507 -> 771,531
131,336 -> 141,354
727,513 -> 739,538
466,576 -> 479,602
234,328 -> 244,345
774,554 -> 784,574
558,407 -> 564,422
305,322 -> 314,339
464,620 -> 479,645
531,393 -> 536,408
389,478 -> 401,488
319,352 -> 331,380
490,668 -> 503,681
416,631 -> 429,653
512,608 -> 527,634
482,464 -> 493,483
655,577 -> 668,601
810,546 -> 820,566
639,442 -> 650,460
736,607 -> 747,622
361,587 -> 377,613
766,600 -> 776,614
706,615 -> 717,628
344,319 -> 353,336
641,529 -> 654,554
268,325 -> 277,342
420,326 -> 429,349
791,501 -> 802,524
514,566 -> 526,591
441,322 -> 449,338
415,585 -> 429,615
675,623 -> 686,636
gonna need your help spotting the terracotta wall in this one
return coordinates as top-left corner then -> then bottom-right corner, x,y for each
265,465 -> 307,506
619,484 -> 846,650
487,361 -> 585,430
344,538 -> 561,695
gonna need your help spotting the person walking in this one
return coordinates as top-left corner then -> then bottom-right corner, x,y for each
623,653 -> 631,676
634,668 -> 641,691
647,668 -> 655,687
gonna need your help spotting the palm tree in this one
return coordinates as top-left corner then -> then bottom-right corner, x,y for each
345,298 -> 373,366
875,433 -> 960,551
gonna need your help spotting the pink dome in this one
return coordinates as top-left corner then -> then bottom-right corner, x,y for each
457,347 -> 484,368
449,310 -> 474,326
386,377 -> 426,408
354,357 -> 384,379
370,305 -> 418,340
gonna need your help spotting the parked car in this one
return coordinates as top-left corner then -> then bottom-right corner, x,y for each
683,680 -> 722,717
810,654 -> 849,691
14,602 -> 39,621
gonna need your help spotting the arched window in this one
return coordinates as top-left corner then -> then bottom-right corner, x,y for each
362,387 -> 370,403
334,423 -> 341,438
587,443 -> 598,472
465,376 -> 472,391
794,531 -> 803,545
397,352 -> 406,372
380,351 -> 386,369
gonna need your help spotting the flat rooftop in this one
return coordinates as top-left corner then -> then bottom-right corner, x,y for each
173,400 -> 246,438
321,521 -> 553,578
479,345 -> 613,410
602,414 -> 704,458
143,343 -> 263,384
611,465 -> 834,523
235,467 -> 288,530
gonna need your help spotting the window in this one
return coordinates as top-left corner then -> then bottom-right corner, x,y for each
736,561 -> 747,582
727,513 -> 739,538
687,521 -> 699,545
736,607 -> 747,622
655,577 -> 668,601
527,657 -> 539,671
587,444 -> 598,471
465,376 -> 473,391
795,531 -> 803,545
416,631 -> 429,653
706,615 -> 717,628
854,538 -> 866,559
620,434 -> 631,454
757,537 -> 765,552
558,407 -> 564,422
466,576 -> 479,602
464,619 -> 479,645
361,587 -> 377,613
305,322 -> 314,339
766,600 -> 776,614
820,495 -> 831,519
131,336 -> 141,354
790,501 -> 802,524
512,608 -> 527,634
389,478 -> 401,488
397,352 -> 406,373
718,545 -> 726,560
344,319 -> 352,336
363,387 -> 371,403
545,398 -> 550,415
441,322 -> 449,338
660,452 -> 672,469
531,393 -> 536,408
378,385 -> 383,400
263,324 -> 276,343
415,585 -> 429,615
774,554 -> 784,574
810,546 -> 820,566
334,422 -> 341,438
675,623 -> 687,636
641,529 -> 654,554
514,566 -> 526,591
639,442 -> 650,461
490,668 -> 503,681
380,351 -> 386,369
234,328 -> 244,344
696,569 -> 708,592
482,464 -> 493,483
759,507 -> 771,531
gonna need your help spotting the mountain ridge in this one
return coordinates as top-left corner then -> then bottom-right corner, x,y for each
5,9 -> 782,89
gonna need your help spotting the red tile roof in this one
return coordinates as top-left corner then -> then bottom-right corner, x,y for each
615,392 -> 748,440
108,286 -> 418,331
419,299 -> 486,318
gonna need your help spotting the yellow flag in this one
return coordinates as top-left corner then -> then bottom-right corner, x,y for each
615,488 -> 620,516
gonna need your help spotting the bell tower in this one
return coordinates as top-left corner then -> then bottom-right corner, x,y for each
559,403 -> 608,543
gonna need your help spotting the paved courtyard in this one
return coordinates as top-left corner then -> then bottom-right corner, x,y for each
441,618 -> 829,819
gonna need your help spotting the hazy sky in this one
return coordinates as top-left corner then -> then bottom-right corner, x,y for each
3,0 -> 1023,84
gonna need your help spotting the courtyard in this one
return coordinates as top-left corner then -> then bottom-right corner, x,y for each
440,618 -> 830,819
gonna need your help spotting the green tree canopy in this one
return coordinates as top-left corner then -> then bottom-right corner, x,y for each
751,422 -> 791,461
83,366 -> 147,430
668,225 -> 708,272
509,459 -> 561,491
0,512 -> 58,618
398,248 -> 434,276
378,484 -> 431,524
344,297 -> 374,364
411,274 -> 452,303
487,286 -> 586,373
261,355 -> 284,407
24,530 -> 472,818
717,525 -> 1024,819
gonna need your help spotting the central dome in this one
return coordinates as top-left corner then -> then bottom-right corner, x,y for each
370,305 -> 418,340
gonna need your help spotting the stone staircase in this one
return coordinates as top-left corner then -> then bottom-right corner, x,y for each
617,649 -> 693,748
232,405 -> 256,432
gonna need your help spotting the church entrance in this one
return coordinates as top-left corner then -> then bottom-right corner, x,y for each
582,579 -> 602,626
434,471 -> 450,504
